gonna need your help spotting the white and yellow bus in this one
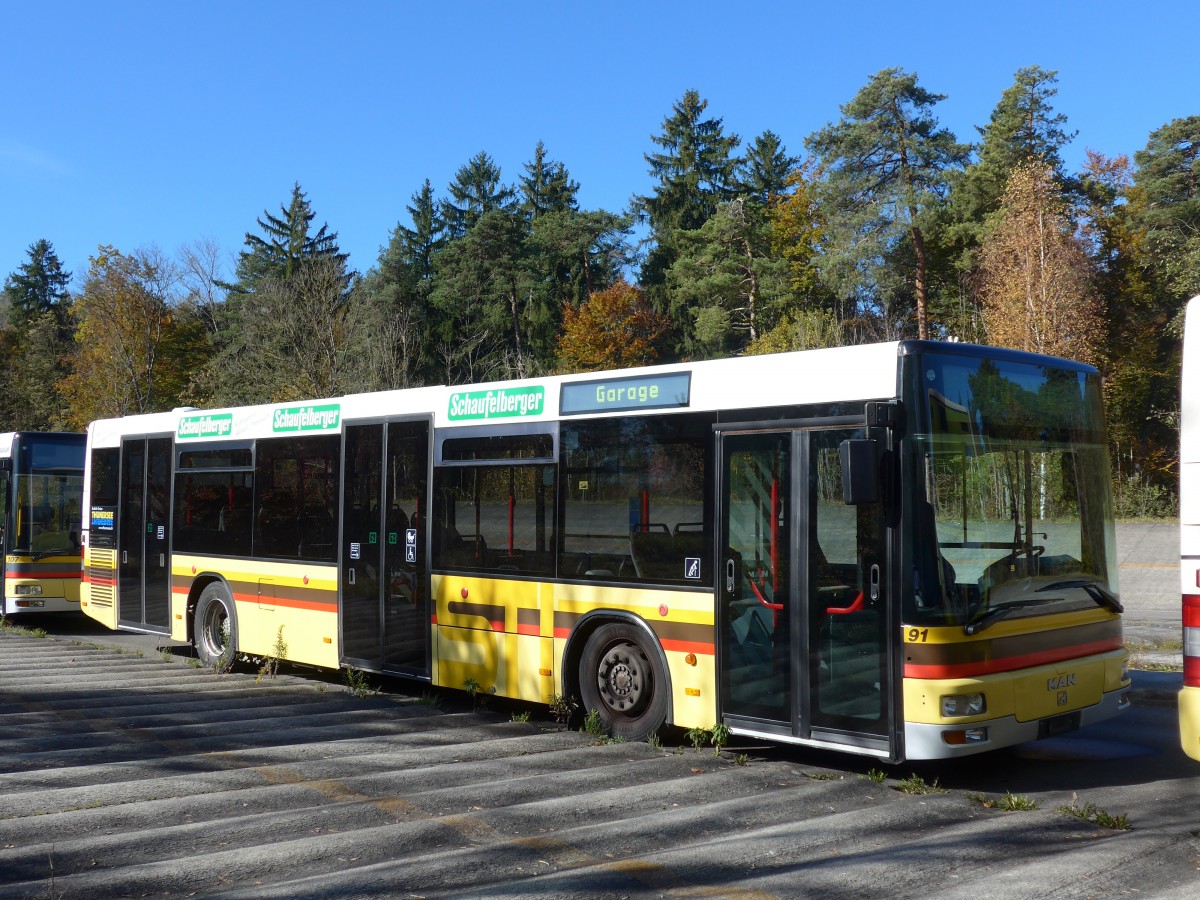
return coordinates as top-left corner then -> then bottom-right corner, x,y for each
0,432 -> 85,616
1179,295 -> 1200,761
80,340 -> 1128,760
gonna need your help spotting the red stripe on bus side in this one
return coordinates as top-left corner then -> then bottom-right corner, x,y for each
516,624 -> 540,636
903,637 -> 1123,679
660,639 -> 715,655
7,569 -> 79,579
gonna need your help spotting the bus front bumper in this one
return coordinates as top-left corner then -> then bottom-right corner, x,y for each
904,685 -> 1131,760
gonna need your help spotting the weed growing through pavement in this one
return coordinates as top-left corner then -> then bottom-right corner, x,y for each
1057,794 -> 1131,830
865,768 -> 887,784
344,667 -> 376,698
970,791 -> 1038,811
582,708 -> 606,737
685,726 -> 711,752
256,626 -> 288,683
549,693 -> 578,730
710,722 -> 730,756
895,774 -> 947,795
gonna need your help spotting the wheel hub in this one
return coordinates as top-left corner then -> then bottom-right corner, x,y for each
598,643 -> 645,712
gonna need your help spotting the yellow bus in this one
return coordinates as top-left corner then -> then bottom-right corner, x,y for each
1179,295 -> 1200,761
80,340 -> 1128,760
0,432 -> 85,616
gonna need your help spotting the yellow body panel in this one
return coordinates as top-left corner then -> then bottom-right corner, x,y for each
432,572 -> 718,729
173,554 -> 341,670
80,546 -> 119,629
1180,687 -> 1200,762
903,649 -> 1128,725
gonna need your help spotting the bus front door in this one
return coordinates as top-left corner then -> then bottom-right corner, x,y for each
341,419 -> 431,677
118,436 -> 172,633
718,426 -> 893,757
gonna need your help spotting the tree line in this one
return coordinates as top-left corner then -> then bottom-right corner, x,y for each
3,66 -> 1196,513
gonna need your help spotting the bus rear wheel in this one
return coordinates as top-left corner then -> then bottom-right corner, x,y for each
195,583 -> 237,673
579,623 -> 668,741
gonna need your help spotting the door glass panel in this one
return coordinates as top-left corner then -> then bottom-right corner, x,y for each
119,441 -> 144,623
143,438 -> 172,629
382,421 -> 429,673
342,424 -> 382,662
720,433 -> 791,722
809,428 -> 887,734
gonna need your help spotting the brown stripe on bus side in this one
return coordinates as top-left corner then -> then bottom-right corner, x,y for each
517,607 -> 541,627
447,600 -> 506,629
170,573 -> 337,609
903,619 -> 1122,669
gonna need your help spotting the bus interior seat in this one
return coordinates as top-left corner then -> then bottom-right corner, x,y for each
630,528 -> 677,579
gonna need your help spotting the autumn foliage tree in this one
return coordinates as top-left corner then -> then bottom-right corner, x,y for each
556,281 -> 668,373
977,163 -> 1103,364
60,246 -> 203,427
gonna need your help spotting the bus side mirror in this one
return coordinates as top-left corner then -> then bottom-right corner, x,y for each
840,439 -> 879,505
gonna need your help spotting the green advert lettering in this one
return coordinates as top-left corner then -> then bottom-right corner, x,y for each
272,404 -> 341,432
448,387 -> 545,421
178,413 -> 234,439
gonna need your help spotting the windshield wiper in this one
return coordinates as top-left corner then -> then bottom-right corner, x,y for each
1036,579 -> 1123,614
963,599 -> 1045,636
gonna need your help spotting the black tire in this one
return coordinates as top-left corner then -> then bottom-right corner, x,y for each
579,622 -> 668,741
194,583 -> 237,672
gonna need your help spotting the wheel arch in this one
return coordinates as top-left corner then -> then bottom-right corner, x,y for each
561,609 -> 675,726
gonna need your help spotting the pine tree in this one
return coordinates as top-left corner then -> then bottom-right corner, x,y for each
3,239 -> 71,331
519,141 -> 579,221
636,90 -> 740,351
947,66 -> 1078,269
666,198 -> 789,357
1131,114 -> 1200,303
225,182 -> 349,297
807,67 -> 969,339
442,152 -> 516,238
733,130 -> 800,203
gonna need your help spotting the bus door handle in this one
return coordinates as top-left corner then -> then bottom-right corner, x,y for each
159,553 -> 165,567
725,558 -> 735,593
122,551 -> 127,564
348,568 -> 356,586
870,564 -> 880,602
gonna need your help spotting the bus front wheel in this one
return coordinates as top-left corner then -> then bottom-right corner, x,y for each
579,623 -> 668,741
195,584 -> 238,673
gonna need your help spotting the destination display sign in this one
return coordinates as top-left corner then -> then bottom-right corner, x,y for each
560,372 -> 691,416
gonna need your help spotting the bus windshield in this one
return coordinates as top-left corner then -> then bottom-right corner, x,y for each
908,351 -> 1116,628
13,472 -> 83,556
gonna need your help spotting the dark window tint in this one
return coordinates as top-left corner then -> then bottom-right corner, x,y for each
253,436 -> 339,561
178,448 -> 252,469
90,448 -> 120,507
441,433 -> 553,461
433,464 -> 555,575
89,447 -> 120,548
173,471 -> 253,556
560,413 -> 713,585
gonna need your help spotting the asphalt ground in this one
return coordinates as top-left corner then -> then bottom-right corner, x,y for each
0,521 -> 1193,897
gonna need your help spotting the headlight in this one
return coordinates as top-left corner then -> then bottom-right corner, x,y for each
941,692 -> 986,717
14,584 -> 43,596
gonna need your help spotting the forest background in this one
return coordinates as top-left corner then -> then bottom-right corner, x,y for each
2,68 -> 1195,517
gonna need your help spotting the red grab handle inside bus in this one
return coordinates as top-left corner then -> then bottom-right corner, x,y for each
826,591 -> 864,615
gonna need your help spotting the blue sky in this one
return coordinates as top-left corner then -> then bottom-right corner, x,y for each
2,1 -> 1196,289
